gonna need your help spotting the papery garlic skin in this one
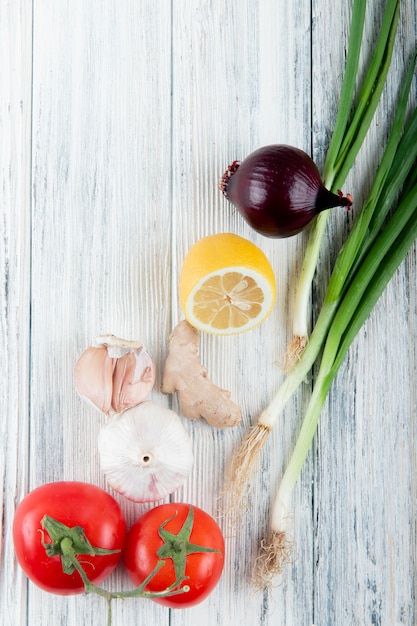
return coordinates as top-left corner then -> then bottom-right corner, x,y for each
96,335 -> 144,357
98,401 -> 194,503
74,335 -> 156,415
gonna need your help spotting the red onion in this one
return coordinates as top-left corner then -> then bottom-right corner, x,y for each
219,144 -> 353,238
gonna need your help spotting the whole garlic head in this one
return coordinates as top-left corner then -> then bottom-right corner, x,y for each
74,334 -> 155,415
98,401 -> 194,502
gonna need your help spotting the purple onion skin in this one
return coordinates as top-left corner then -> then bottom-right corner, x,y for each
220,145 -> 352,238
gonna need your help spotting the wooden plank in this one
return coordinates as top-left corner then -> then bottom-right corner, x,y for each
312,0 -> 417,624
0,0 -> 33,622
169,1 -> 314,625
28,1 -> 173,624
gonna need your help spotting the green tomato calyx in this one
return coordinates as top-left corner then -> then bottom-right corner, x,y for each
156,505 -> 221,588
40,515 -> 121,575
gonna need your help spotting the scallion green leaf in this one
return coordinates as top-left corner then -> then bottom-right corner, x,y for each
288,0 -> 401,356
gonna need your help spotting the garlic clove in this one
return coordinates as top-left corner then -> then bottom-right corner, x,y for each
74,335 -> 156,415
74,346 -> 115,414
111,349 -> 155,414
97,401 -> 194,502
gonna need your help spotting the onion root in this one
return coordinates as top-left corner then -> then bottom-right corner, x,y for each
223,423 -> 271,515
251,530 -> 294,591
284,334 -> 308,372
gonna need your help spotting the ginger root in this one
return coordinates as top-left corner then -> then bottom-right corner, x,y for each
161,320 -> 242,429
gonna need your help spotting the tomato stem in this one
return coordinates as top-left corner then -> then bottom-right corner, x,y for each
40,514 -> 193,626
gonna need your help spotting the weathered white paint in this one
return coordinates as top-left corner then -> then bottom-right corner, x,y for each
1,1 -> 415,625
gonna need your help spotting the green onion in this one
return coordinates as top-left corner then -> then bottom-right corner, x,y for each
224,0 -> 407,513
287,0 -> 400,366
253,145 -> 417,587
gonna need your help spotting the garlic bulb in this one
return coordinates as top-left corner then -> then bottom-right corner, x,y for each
98,401 -> 194,502
74,335 -> 155,415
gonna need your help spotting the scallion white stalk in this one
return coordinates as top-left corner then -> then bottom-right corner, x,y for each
287,0 -> 367,354
286,0 -> 400,368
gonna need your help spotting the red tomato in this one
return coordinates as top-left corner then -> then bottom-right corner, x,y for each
124,502 -> 225,608
13,481 -> 126,595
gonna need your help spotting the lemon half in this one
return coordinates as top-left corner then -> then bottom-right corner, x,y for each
179,233 -> 276,335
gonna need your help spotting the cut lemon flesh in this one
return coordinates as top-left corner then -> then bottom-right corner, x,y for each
179,234 -> 276,335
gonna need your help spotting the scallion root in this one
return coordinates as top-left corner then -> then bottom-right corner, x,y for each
251,530 -> 294,591
284,334 -> 308,372
223,423 -> 271,515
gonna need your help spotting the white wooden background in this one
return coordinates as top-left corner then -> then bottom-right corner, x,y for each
1,1 -> 416,625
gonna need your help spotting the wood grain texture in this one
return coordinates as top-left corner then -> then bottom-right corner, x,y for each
0,0 -> 33,623
1,1 -> 416,625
